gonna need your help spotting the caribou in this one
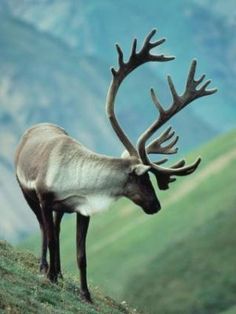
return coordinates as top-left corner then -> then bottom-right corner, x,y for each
15,29 -> 217,302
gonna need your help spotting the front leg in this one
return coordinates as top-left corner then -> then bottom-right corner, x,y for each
76,212 -> 91,302
54,211 -> 64,278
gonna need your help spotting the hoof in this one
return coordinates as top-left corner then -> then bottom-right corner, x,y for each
39,262 -> 48,274
47,271 -> 58,283
81,291 -> 92,303
57,272 -> 63,280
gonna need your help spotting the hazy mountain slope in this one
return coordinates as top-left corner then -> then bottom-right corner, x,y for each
0,2 -> 224,242
2,0 -> 231,142
21,130 -> 236,313
3,0 -> 235,131
0,13 -> 117,154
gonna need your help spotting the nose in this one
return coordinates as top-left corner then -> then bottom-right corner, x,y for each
143,198 -> 161,215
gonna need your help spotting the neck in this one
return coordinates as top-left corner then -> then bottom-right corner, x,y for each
75,152 -> 132,197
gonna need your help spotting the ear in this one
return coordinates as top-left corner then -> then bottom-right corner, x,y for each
132,164 -> 151,176
121,150 -> 129,159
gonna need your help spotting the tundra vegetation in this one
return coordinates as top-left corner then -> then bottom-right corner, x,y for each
0,240 -> 137,314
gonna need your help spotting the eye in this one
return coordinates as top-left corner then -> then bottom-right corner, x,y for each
128,172 -> 135,181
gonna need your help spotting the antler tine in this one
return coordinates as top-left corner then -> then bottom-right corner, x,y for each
146,126 -> 179,155
154,158 -> 169,165
161,157 -> 201,175
141,30 -> 164,52
153,158 -> 185,171
130,38 -> 137,57
187,58 -> 197,86
167,75 -> 180,105
106,30 -> 174,158
171,159 -> 186,168
155,126 -> 175,144
183,59 -> 218,102
163,135 -> 179,153
195,74 -> 206,85
139,29 -> 175,62
115,44 -> 125,67
150,88 -> 165,114
153,159 -> 184,190
143,29 -> 157,46
151,157 -> 201,190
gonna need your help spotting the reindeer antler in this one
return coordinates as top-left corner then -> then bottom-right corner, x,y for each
106,29 -> 175,157
106,30 -> 217,190
137,59 -> 217,189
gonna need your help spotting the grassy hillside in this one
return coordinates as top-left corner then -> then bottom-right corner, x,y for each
21,130 -> 236,313
0,241 -> 137,314
125,198 -> 236,314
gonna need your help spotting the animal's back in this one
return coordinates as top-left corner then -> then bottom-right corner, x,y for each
15,123 -> 70,188
15,123 -> 120,215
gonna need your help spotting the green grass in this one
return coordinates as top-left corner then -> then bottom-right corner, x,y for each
124,200 -> 236,314
21,130 -> 236,313
0,241 -> 137,314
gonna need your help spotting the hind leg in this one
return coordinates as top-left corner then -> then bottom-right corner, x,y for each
20,187 -> 48,273
40,202 -> 58,283
39,223 -> 49,274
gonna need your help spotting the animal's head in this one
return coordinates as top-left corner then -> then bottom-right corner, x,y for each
106,29 -> 217,214
123,160 -> 160,215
